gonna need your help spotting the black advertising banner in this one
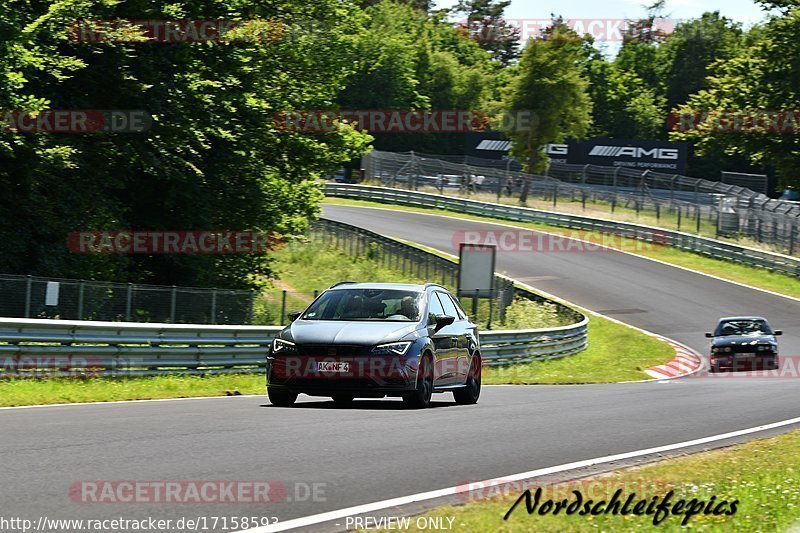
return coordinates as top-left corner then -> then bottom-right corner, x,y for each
568,138 -> 688,173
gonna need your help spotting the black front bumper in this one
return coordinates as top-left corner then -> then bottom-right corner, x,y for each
266,355 -> 418,395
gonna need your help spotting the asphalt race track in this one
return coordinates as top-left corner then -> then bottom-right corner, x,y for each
2,204 -> 800,531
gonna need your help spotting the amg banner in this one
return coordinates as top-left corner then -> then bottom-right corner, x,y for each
564,138 -> 688,172
467,133 -> 688,173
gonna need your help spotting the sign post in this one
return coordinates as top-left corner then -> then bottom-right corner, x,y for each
457,243 -> 496,322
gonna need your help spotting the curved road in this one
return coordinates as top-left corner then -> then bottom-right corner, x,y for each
2,204 -> 800,531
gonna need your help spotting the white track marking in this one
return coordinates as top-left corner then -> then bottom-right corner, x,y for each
236,415 -> 800,532
0,394 -> 262,411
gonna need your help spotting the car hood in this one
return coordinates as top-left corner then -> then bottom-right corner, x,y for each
282,320 -> 422,346
712,334 -> 777,347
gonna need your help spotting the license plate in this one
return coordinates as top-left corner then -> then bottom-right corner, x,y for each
315,361 -> 350,373
735,352 -> 756,357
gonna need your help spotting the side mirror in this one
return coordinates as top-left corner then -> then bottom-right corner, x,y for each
774,330 -> 783,336
432,314 -> 455,331
704,332 -> 713,338
287,311 -> 302,321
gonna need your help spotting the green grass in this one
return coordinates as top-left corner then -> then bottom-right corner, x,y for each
382,428 -> 800,532
483,312 -> 674,384
0,374 -> 266,407
324,197 -> 800,299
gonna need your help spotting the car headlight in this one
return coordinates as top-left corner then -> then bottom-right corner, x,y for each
757,345 -> 773,352
723,347 -> 732,353
272,338 -> 297,354
372,341 -> 412,356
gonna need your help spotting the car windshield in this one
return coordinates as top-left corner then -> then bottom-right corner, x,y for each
301,289 -> 423,321
715,320 -> 772,336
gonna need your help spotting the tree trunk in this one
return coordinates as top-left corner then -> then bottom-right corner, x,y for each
519,146 -> 538,205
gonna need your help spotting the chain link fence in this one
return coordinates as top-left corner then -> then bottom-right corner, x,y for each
0,274 -> 254,324
362,150 -> 800,256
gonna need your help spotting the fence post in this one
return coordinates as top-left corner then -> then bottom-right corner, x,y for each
695,206 -> 701,234
553,183 -> 558,207
24,275 -> 32,318
170,286 -> 177,323
790,221 -> 796,256
125,283 -> 133,321
472,288 -> 479,321
677,206 -> 682,230
210,289 -> 217,325
77,281 -> 85,320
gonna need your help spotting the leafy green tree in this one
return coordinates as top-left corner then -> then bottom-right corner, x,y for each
450,0 -> 520,65
500,18 -> 592,203
670,6 -> 800,186
586,50 -> 663,139
0,0 -> 372,288
657,12 -> 743,112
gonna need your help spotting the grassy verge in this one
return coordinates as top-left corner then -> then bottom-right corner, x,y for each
484,313 -> 674,384
380,428 -> 800,532
0,374 -> 265,407
324,197 -> 800,299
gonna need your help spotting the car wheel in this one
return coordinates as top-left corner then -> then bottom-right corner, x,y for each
268,387 -> 297,407
332,394 -> 355,407
709,360 -> 720,373
454,355 -> 481,405
403,356 -> 433,409
766,357 -> 779,370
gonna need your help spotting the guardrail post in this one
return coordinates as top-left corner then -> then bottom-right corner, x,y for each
677,207 -> 682,230
210,289 -> 217,325
24,275 -> 32,318
280,290 -> 287,326
170,286 -> 177,323
790,222 -> 796,256
125,283 -> 133,321
472,288 -> 479,321
247,289 -> 255,324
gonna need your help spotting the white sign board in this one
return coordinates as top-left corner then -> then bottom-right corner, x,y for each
45,281 -> 60,306
458,243 -> 496,298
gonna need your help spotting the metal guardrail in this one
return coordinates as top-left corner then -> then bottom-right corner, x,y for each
324,183 -> 800,277
0,317 -> 281,376
0,315 -> 588,375
0,218 -> 590,375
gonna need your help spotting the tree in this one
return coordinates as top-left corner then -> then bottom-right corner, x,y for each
450,0 -> 520,65
657,12 -> 743,112
500,18 -> 592,203
586,51 -> 663,139
670,7 -> 800,187
0,0 -> 373,288
615,1 -> 670,91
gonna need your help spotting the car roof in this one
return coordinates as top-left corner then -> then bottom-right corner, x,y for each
328,282 -> 446,292
717,316 -> 769,322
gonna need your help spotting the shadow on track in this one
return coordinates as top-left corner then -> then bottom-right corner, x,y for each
259,399 -> 460,410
